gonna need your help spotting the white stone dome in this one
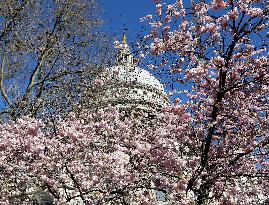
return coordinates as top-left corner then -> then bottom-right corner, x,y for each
106,65 -> 165,94
92,64 -> 168,112
88,36 -> 169,112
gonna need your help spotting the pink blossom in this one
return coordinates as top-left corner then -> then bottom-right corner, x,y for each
212,0 -> 227,9
161,58 -> 168,66
164,15 -> 172,23
147,64 -> 157,70
140,14 -> 153,22
175,0 -> 183,8
163,26 -> 170,34
139,53 -> 145,59
1,0 -> 269,204
181,113 -> 191,121
139,1 -> 269,203
144,34 -> 152,40
228,7 -> 239,19
149,21 -> 162,28
246,7 -> 263,17
153,0 -> 160,4
156,4 -> 162,15
174,9 -> 185,17
212,56 -> 225,66
94,79 -> 104,87
180,21 -> 187,31
149,29 -> 158,38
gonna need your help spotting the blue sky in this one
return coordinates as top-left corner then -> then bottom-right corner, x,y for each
98,0 -> 154,40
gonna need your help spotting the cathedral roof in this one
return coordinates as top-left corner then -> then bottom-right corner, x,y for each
89,34 -> 169,111
106,65 -> 165,94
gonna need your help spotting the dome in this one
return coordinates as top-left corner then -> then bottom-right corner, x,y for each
87,34 -> 169,112
93,64 -> 168,112
107,65 -> 165,94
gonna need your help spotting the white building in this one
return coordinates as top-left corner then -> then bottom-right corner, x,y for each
90,34 -> 169,113
90,34 -> 170,205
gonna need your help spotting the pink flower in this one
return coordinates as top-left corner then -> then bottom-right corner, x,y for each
147,64 -> 157,70
27,125 -> 39,136
111,151 -> 130,165
217,15 -> 229,28
228,7 -> 239,19
167,5 -> 175,12
175,9 -> 185,17
144,34 -> 152,40
164,15 -> 172,23
139,53 -> 145,59
149,21 -> 162,28
212,56 -> 225,66
140,14 -> 153,22
161,59 -> 168,66
182,113 -> 191,121
163,26 -> 170,34
146,14 -> 153,19
94,79 -> 104,87
180,21 -> 187,31
246,7 -> 263,17
175,0 -> 183,8
0,143 -> 7,151
212,0 -> 227,9
156,4 -> 162,15
153,0 -> 160,4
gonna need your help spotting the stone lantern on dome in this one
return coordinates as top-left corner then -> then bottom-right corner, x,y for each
115,34 -> 134,66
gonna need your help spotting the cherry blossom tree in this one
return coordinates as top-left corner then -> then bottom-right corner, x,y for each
0,105 -> 193,204
0,103 -> 268,204
1,0 -> 269,204
137,0 -> 269,204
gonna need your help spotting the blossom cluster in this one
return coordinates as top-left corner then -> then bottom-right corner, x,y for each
140,0 -> 269,204
0,103 -> 268,204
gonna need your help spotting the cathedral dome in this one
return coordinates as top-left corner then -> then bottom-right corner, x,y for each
89,34 -> 169,112
107,65 -> 165,94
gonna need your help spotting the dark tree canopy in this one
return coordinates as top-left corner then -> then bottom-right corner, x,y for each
0,0 -> 113,121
